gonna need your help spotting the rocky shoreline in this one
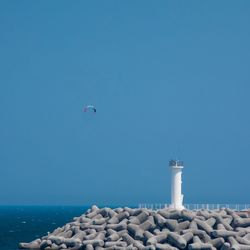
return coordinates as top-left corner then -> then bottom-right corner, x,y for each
19,205 -> 250,250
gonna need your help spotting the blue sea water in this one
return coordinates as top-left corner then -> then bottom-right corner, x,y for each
0,206 -> 89,250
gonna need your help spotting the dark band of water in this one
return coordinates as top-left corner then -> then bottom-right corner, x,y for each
0,206 -> 89,250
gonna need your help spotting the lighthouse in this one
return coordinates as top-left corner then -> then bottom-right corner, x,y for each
169,160 -> 184,210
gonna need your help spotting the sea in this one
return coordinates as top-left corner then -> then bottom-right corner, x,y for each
0,206 -> 89,250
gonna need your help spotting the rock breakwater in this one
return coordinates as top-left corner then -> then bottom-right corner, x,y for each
19,205 -> 250,249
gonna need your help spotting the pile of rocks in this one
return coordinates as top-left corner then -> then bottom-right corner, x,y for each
19,205 -> 250,250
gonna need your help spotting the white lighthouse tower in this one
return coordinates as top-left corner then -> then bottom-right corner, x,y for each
169,160 -> 184,210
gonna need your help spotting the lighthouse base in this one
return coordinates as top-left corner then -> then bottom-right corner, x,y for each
169,204 -> 185,210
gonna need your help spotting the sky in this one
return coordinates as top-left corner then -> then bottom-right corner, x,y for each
0,1 -> 250,206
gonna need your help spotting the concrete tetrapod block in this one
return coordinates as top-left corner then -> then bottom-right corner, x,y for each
40,240 -> 52,249
91,205 -> 99,212
213,214 -> 233,231
154,213 -> 167,228
235,217 -> 250,227
79,217 -> 91,223
116,229 -> 128,237
19,241 -> 40,249
104,240 -> 127,247
61,238 -> 81,248
223,216 -> 233,225
83,232 -> 97,240
127,223 -> 144,241
93,218 -> 106,225
106,228 -> 116,236
220,242 -> 231,250
155,243 -> 178,250
197,210 -> 211,219
177,221 -> 190,232
146,231 -> 168,245
167,232 -> 187,249
244,233 -> 250,241
82,239 -> 104,247
85,228 -> 97,235
107,209 -> 117,218
188,242 -> 215,250
114,207 -> 124,213
211,229 -> 245,239
87,224 -> 106,231
144,230 -> 155,241
153,228 -> 162,235
205,217 -> 216,227
182,232 -> 193,244
237,212 -> 249,218
181,229 -> 208,242
122,233 -> 135,245
116,211 -> 130,222
47,236 -> 66,245
194,218 -> 213,235
144,245 -> 156,250
107,232 -> 120,241
133,240 -> 146,250
129,211 -> 149,225
85,244 -> 94,250
159,210 -> 181,220
189,221 -> 198,230
59,243 -> 67,249
188,235 -> 215,250
108,211 -> 129,224
139,216 -> 155,231
50,227 -> 64,236
65,245 -> 82,250
124,207 -> 136,215
95,232 -> 106,240
216,223 -> 226,230
71,231 -> 86,241
209,237 -> 225,248
58,229 -> 73,238
236,235 -> 250,245
126,244 -> 138,250
195,215 -> 206,221
165,219 -> 178,231
181,210 -> 195,221
235,227 -> 250,234
50,243 -> 61,250
106,222 -> 127,231
86,210 -> 98,219
72,226 -> 81,235
228,236 -> 250,250
92,214 -> 104,221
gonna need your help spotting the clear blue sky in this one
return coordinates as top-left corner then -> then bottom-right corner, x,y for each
0,1 -> 250,206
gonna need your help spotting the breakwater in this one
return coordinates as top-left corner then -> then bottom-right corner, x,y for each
19,205 -> 250,249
